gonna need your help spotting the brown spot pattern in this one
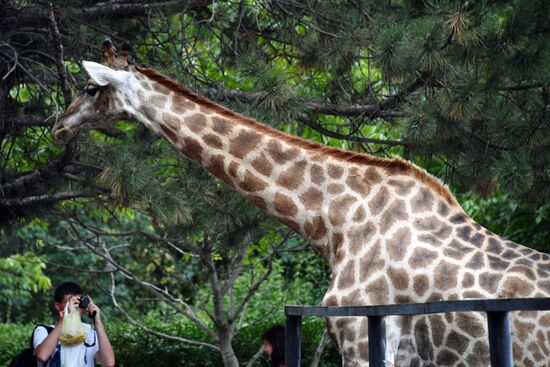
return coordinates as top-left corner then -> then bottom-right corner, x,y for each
181,137 -> 203,162
248,195 -> 267,210
171,93 -> 196,113
239,171 -> 268,192
310,164 -> 325,185
328,195 -> 356,227
327,183 -> 345,194
299,188 -> 324,211
338,260 -> 356,289
365,276 -> 389,304
364,167 -> 383,184
411,187 -> 434,213
479,272 -> 502,294
160,125 -> 177,145
211,116 -> 233,135
328,164 -> 344,179
276,160 -> 307,190
369,187 -> 390,216
427,315 -> 445,348
380,200 -> 408,233
346,173 -> 370,196
386,227 -> 411,261
434,261 -> 459,291
228,161 -> 239,177
359,241 -> 385,282
207,154 -> 232,184
203,133 -> 223,149
332,233 -> 345,264
413,274 -> 430,296
163,112 -> 181,132
273,193 -> 298,217
388,179 -> 415,196
388,266 -> 409,290
267,140 -> 299,164
251,154 -> 273,177
408,247 -> 438,269
304,216 -> 327,241
456,313 -> 485,338
186,113 -> 207,133
348,221 -> 376,255
229,130 -> 262,159
502,276 -> 535,297
352,206 -> 366,222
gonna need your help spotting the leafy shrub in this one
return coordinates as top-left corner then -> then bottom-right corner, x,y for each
0,318 -> 340,366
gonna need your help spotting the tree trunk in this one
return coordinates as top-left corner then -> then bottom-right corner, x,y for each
218,327 -> 239,367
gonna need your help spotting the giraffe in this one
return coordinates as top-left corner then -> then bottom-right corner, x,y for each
51,41 -> 550,366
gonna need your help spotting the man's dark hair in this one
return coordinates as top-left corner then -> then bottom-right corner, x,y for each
262,324 -> 285,367
54,281 -> 83,303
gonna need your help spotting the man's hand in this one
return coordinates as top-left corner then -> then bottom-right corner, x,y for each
85,295 -> 101,320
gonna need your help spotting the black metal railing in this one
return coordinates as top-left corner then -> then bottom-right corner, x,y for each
285,298 -> 550,367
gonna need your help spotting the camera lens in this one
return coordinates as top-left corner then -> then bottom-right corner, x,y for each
79,296 -> 90,309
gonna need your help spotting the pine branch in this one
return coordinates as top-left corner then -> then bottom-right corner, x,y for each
0,191 -> 97,207
296,116 -> 410,147
205,87 -> 407,118
1,1 -> 211,30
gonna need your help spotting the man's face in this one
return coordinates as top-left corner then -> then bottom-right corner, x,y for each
55,293 -> 84,317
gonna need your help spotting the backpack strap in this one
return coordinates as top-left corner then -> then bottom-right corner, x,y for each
29,324 -> 54,349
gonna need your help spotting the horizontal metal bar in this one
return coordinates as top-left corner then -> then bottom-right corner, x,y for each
285,297 -> 550,317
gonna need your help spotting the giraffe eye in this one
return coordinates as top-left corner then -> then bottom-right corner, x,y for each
85,86 -> 98,96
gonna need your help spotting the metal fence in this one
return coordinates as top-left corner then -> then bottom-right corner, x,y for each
285,298 -> 550,367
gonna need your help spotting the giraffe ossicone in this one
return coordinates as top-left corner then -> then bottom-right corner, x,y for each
51,42 -> 550,367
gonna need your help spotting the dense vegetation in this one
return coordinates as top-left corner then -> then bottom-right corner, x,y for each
1,0 -> 548,365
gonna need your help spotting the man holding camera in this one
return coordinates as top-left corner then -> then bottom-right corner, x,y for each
33,281 -> 115,367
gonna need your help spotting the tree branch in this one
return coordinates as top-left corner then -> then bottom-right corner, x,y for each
109,273 -> 220,351
1,1 -> 211,30
67,222 -> 216,339
48,4 -> 71,107
228,231 -> 290,324
296,116 -> 410,147
0,191 -> 98,208
204,87 -> 407,119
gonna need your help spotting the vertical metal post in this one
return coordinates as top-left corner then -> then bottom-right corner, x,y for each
487,311 -> 513,367
368,316 -> 386,367
286,314 -> 302,367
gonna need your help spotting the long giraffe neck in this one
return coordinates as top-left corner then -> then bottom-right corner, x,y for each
128,66 -> 463,268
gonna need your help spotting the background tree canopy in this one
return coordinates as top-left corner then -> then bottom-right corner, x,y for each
0,0 -> 549,366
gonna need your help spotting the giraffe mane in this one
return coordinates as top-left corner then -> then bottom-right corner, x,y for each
135,65 -> 459,207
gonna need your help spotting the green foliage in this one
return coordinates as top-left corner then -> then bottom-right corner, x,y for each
491,152 -> 534,196
0,318 -> 341,367
0,253 -> 51,322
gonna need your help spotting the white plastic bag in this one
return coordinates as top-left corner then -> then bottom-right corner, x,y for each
59,301 -> 87,345
59,301 -> 88,367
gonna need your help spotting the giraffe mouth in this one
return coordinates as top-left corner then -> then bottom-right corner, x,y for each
52,126 -> 76,141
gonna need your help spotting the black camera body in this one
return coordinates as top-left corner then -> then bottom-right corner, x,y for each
79,295 -> 90,309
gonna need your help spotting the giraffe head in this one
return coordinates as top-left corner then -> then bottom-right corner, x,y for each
52,40 -> 136,140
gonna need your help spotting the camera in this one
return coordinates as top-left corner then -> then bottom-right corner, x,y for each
79,296 -> 90,309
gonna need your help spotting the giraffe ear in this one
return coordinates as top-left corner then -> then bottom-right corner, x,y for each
81,61 -> 130,87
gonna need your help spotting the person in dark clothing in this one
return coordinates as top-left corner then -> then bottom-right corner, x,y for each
262,325 -> 285,367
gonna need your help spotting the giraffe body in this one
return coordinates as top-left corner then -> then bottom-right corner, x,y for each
51,43 -> 550,366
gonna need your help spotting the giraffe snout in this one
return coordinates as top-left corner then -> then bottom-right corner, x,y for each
52,125 -> 74,141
